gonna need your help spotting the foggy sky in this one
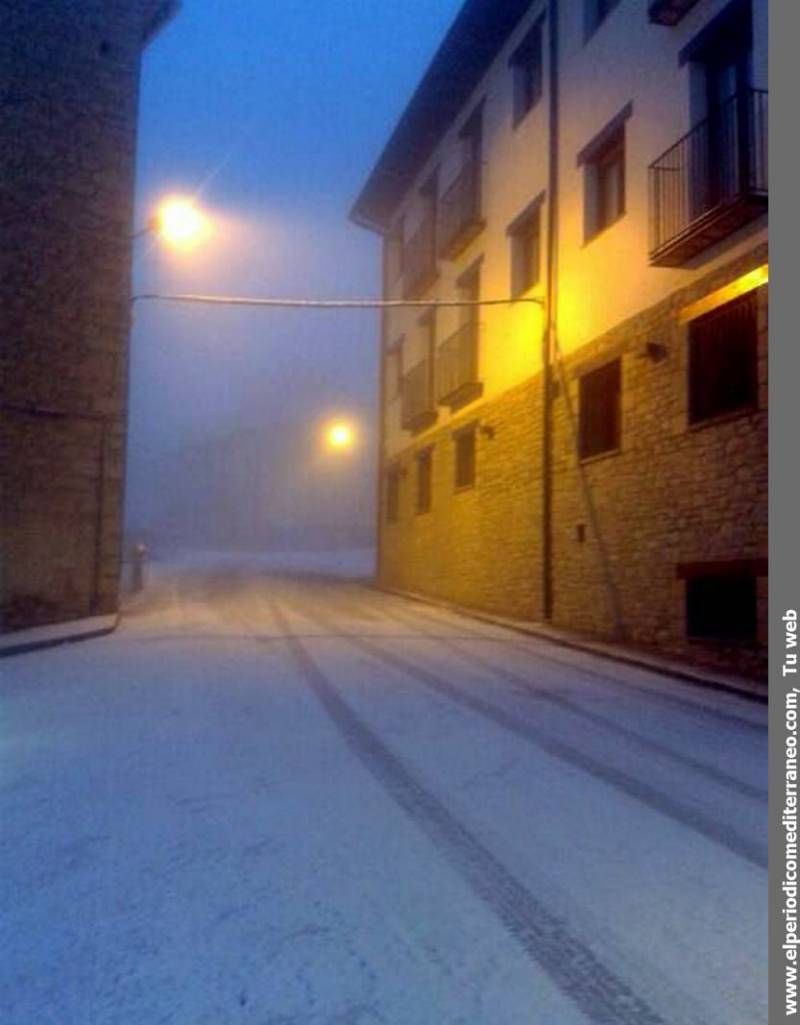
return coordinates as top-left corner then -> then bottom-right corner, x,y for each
126,0 -> 463,529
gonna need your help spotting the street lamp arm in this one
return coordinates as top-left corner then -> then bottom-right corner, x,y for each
131,292 -> 545,310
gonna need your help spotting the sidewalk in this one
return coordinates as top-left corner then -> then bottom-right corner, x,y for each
379,585 -> 768,704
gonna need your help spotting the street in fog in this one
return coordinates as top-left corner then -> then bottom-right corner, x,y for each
1,554 -> 767,1025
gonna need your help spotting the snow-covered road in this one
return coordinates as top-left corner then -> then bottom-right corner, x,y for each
0,554 -> 767,1024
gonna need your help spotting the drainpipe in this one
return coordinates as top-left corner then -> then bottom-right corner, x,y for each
542,0 -> 560,621
375,236 -> 390,582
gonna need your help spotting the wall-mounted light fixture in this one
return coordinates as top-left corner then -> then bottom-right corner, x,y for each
638,340 -> 669,363
479,424 -> 496,440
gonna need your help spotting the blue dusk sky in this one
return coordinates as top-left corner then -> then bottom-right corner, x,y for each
127,0 -> 462,520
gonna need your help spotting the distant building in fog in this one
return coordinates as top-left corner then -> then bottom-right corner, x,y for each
139,420 -> 375,554
352,0 -> 767,677
0,1 -> 179,641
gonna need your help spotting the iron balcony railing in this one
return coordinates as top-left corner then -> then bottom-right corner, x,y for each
648,89 -> 767,265
438,161 -> 483,258
402,217 -> 437,298
401,359 -> 436,431
436,321 -> 482,408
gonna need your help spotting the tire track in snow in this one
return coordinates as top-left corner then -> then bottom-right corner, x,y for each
266,598 -> 670,1025
343,594 -> 767,804
289,591 -> 766,871
348,584 -> 767,734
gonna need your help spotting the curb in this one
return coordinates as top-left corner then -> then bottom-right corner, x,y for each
0,614 -> 120,659
374,584 -> 768,704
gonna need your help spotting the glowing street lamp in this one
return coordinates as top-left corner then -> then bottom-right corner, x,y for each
151,196 -> 210,250
325,421 -> 356,452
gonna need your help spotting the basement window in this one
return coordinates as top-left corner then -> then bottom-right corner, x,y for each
688,289 -> 758,425
454,427 -> 476,490
416,448 -> 433,514
683,566 -> 758,641
578,359 -> 621,459
386,466 -> 400,523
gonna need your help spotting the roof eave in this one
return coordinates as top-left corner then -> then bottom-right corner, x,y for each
142,0 -> 180,47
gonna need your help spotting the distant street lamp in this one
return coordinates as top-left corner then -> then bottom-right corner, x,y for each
325,420 -> 356,452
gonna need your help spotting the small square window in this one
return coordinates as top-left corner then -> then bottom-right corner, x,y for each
688,289 -> 758,425
510,206 -> 541,296
579,359 -> 621,459
685,572 -> 757,640
386,466 -> 400,523
510,22 -> 543,125
454,428 -> 476,490
416,449 -> 433,514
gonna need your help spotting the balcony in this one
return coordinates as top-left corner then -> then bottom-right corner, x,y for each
436,322 -> 483,410
438,161 -> 484,260
649,90 -> 767,267
402,217 -> 437,299
401,359 -> 437,433
648,0 -> 701,25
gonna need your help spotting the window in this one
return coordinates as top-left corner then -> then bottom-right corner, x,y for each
578,104 -> 631,242
578,359 -> 621,459
454,427 -> 476,490
509,199 -> 542,297
594,133 -> 625,233
388,216 -> 404,283
416,448 -> 433,514
385,340 -> 403,401
386,466 -> 400,523
688,289 -> 758,425
684,569 -> 757,640
510,21 -> 543,125
585,0 -> 622,38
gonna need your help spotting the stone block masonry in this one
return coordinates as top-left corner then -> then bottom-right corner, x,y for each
379,243 -> 768,679
0,1 -> 174,631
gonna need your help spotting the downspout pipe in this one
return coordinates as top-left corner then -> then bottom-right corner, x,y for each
542,0 -> 559,621
375,235 -> 390,583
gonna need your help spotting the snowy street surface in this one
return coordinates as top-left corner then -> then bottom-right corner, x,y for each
1,552 -> 766,1024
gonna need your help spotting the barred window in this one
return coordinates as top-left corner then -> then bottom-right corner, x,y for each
688,289 -> 758,425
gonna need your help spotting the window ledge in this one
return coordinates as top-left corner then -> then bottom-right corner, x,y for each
582,210 -> 626,247
687,405 -> 760,434
579,446 -> 622,467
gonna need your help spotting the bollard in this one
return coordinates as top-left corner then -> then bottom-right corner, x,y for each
131,541 -> 148,593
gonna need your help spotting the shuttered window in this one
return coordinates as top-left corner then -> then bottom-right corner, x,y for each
416,449 -> 433,514
578,359 -> 621,459
386,466 -> 400,523
454,428 -> 476,490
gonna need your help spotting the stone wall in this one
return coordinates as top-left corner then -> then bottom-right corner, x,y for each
0,1 -> 159,630
551,243 -> 768,676
379,375 -> 546,622
379,243 -> 768,678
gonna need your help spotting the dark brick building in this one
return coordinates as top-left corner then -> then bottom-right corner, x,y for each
1,1 -> 179,643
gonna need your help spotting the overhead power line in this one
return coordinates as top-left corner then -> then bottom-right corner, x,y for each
132,292 -> 545,310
